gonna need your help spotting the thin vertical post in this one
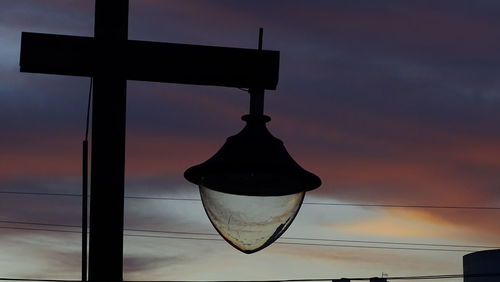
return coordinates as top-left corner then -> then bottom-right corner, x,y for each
82,140 -> 88,282
88,1 -> 129,282
258,27 -> 263,50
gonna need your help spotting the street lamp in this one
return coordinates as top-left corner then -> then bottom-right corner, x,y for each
185,87 -> 322,253
21,1 -> 320,274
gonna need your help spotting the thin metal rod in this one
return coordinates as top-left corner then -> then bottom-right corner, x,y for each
85,78 -> 93,141
82,140 -> 88,282
258,27 -> 263,51
249,28 -> 265,115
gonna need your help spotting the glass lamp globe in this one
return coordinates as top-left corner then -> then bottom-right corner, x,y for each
200,186 -> 304,253
185,114 -> 321,253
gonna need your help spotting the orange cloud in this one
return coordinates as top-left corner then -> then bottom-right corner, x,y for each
0,131 -> 222,180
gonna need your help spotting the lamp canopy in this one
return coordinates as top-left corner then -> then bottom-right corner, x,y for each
184,114 -> 321,196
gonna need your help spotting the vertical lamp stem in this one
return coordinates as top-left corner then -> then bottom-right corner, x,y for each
249,88 -> 264,116
249,27 -> 265,116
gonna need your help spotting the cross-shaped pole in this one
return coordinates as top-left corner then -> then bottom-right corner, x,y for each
19,1 -> 279,281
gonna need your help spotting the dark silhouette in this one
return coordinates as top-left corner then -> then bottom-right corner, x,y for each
19,0 -> 279,281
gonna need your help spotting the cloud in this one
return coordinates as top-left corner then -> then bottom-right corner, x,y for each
3,0 -> 500,279
336,210 -> 455,238
124,256 -> 175,274
0,232 -> 81,279
0,0 -> 93,36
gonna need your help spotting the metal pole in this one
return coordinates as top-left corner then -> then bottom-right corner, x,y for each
82,140 -> 88,282
88,1 -> 129,281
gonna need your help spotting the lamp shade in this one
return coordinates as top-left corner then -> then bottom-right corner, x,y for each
184,114 -> 321,196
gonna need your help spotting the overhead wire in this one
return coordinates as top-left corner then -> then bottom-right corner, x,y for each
1,191 -> 499,210
0,278 -> 77,282
2,219 -> 499,249
0,226 -> 476,252
1,273 -> 500,281
0,191 -> 81,197
0,221 -> 495,252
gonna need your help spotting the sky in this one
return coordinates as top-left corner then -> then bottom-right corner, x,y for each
1,0 -> 500,281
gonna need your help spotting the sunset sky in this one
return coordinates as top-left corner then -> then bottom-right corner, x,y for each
1,1 -> 500,281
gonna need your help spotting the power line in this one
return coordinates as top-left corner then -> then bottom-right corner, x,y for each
0,220 -> 79,229
1,273 -> 500,281
279,237 -> 498,249
303,202 -> 500,210
0,226 -> 79,234
384,273 -> 500,281
0,278 -> 77,282
0,191 -> 82,197
0,191 -> 196,201
1,191 -> 499,210
1,219 -> 498,249
0,225 -> 482,252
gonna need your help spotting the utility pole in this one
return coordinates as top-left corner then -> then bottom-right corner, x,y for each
19,1 -> 279,281
88,1 -> 129,280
